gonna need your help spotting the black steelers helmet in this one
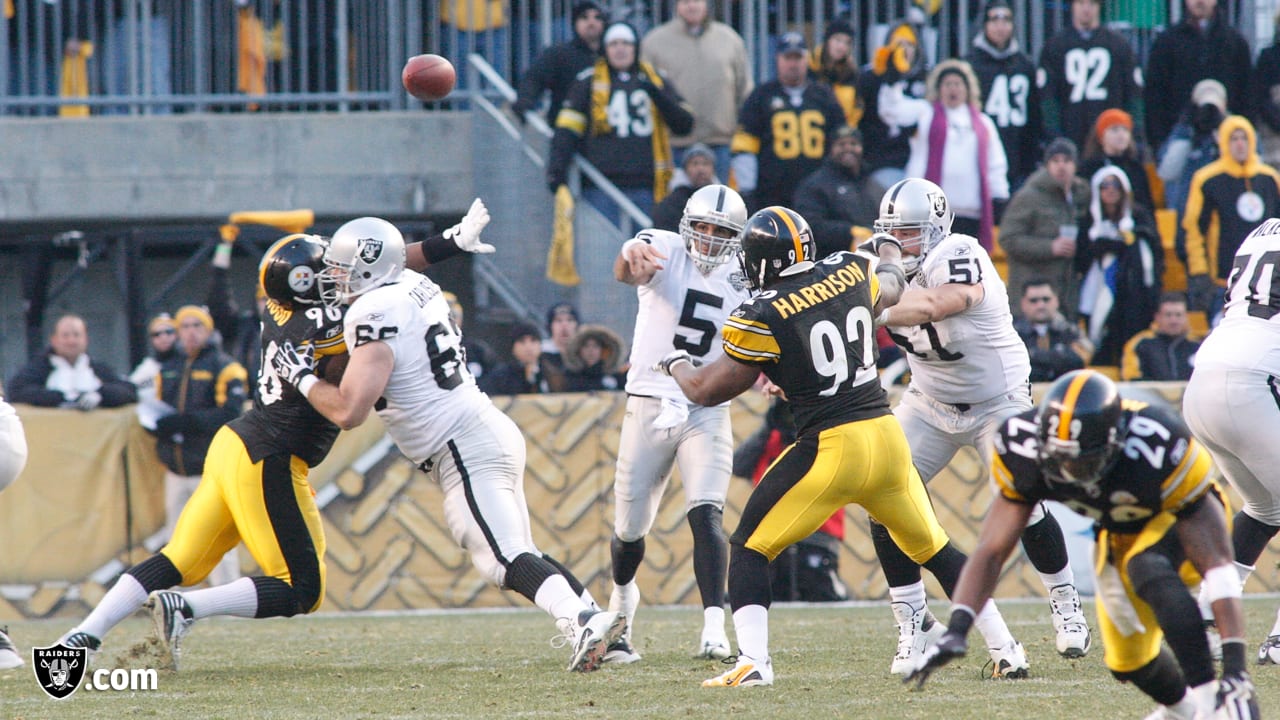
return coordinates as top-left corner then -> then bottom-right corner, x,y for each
738,206 -> 816,290
1036,369 -> 1128,489
259,233 -> 328,309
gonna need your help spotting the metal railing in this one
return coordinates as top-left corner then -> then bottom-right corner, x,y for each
4,0 -> 1262,117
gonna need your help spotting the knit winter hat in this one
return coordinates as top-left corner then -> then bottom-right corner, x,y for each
1043,137 -> 1078,164
1094,108 -> 1133,142
571,1 -> 604,23
824,16 -> 855,41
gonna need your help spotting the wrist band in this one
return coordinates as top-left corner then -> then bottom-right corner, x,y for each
297,374 -> 319,399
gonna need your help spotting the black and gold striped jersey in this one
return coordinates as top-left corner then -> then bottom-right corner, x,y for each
991,400 -> 1215,534
228,300 -> 347,467
721,251 -> 889,435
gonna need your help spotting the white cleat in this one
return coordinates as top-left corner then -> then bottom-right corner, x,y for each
697,636 -> 732,660
987,640 -> 1030,679
1258,634 -> 1280,665
702,654 -> 773,687
58,630 -> 102,666
889,602 -> 945,676
566,610 -> 626,673
146,590 -> 195,671
602,636 -> 642,665
1049,583 -> 1092,658
0,627 -> 23,670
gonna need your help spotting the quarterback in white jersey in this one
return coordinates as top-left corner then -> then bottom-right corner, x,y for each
607,184 -> 750,663
0,390 -> 27,669
273,214 -> 625,673
1184,217 -> 1280,663
872,178 -> 1086,675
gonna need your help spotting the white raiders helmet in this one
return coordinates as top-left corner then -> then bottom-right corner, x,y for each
680,184 -> 747,274
319,216 -> 406,306
873,178 -> 953,277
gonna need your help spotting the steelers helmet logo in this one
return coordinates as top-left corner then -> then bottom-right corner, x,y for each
357,238 -> 384,265
288,266 -> 315,293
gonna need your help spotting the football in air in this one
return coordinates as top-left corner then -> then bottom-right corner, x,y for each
402,54 -> 456,102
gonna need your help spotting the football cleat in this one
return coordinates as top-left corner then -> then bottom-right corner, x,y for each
697,626 -> 732,660
890,601 -> 946,676
986,640 -> 1030,679
0,626 -> 23,670
1049,583 -> 1092,658
566,609 -> 626,673
602,637 -> 642,665
702,654 -> 773,688
59,631 -> 102,665
146,590 -> 195,671
608,581 -> 640,636
1258,634 -> 1280,665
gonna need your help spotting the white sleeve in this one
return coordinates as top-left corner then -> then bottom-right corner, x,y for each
731,153 -> 757,194
984,115 -> 1010,201
878,82 -> 930,128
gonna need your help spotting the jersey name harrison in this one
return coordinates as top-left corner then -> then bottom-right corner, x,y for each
762,259 -> 868,319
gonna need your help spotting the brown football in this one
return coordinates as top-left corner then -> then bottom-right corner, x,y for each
319,353 -> 350,385
402,54 -> 456,102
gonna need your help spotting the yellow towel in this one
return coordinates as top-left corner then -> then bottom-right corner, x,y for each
5,0 -> 13,20
547,186 -> 581,286
59,41 -> 94,118
238,7 -> 267,109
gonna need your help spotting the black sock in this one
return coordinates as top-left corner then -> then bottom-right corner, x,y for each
1111,647 -> 1188,706
870,517 -> 923,588
921,542 -> 967,597
127,553 -> 183,593
727,544 -> 771,611
1232,511 -> 1280,566
611,535 -> 645,586
504,552 -> 557,604
687,504 -> 727,608
542,553 -> 586,598
1020,505 -> 1070,575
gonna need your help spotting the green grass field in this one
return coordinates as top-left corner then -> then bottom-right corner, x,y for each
3,598 -> 1279,719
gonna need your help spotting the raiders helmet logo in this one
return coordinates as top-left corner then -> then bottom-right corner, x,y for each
357,238 -> 384,265
287,266 -> 315,293
33,643 -> 87,700
931,194 -> 947,218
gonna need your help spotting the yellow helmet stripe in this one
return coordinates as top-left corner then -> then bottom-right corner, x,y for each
1056,370 -> 1096,440
771,207 -> 803,262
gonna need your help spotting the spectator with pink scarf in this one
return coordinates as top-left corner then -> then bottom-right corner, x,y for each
878,58 -> 1009,251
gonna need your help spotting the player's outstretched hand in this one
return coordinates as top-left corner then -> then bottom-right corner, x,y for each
624,234 -> 667,276
273,341 -> 316,390
904,631 -> 967,691
445,198 -> 495,254
653,350 -> 701,377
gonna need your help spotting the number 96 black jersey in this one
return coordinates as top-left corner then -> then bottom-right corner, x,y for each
721,251 -> 889,436
991,401 -> 1215,535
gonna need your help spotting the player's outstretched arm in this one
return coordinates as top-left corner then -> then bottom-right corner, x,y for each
658,352 -> 757,406
877,281 -> 984,327
614,232 -> 667,285
406,198 -> 494,271
274,340 -> 393,430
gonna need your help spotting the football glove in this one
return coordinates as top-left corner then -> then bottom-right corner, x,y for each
75,391 -> 102,411
653,350 -> 701,376
869,231 -> 903,253
443,198 -> 495,254
1216,672 -> 1261,720
904,630 -> 968,690
272,341 -> 317,390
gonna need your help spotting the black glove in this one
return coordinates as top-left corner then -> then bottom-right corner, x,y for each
1216,672 -> 1261,720
653,350 -> 702,377
154,413 -> 189,439
509,100 -> 530,125
272,341 -> 316,391
1187,274 -> 1214,313
904,630 -> 968,690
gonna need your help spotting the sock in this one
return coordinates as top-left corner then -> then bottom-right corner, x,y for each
703,605 -> 726,639
687,504 -> 728,609
974,600 -> 1014,649
184,577 -> 258,619
541,553 -> 598,609
76,573 -> 148,640
534,574 -> 586,622
1039,568 -> 1075,589
732,604 -> 769,660
1020,507 -> 1072,579
888,580 -> 927,612
611,535 -> 645,586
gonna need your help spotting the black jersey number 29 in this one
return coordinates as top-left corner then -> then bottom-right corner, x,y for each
674,290 -> 725,357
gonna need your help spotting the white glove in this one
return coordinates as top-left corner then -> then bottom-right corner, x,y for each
76,391 -> 102,411
869,232 -> 902,253
444,198 -> 495,254
653,350 -> 701,376
272,341 -> 317,393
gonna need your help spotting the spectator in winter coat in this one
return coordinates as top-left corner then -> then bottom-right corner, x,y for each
857,18 -> 930,189
547,21 -> 694,225
1012,280 -> 1092,383
807,15 -> 861,129
966,0 -> 1041,193
640,0 -> 752,184
791,125 -> 882,257
1144,0 -> 1252,153
878,58 -> 1009,251
8,314 -> 137,410
1184,115 -> 1280,323
1000,138 -> 1091,320
511,1 -> 606,127
1075,166 -> 1164,366
1120,292 -> 1201,381
1080,109 -> 1154,212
